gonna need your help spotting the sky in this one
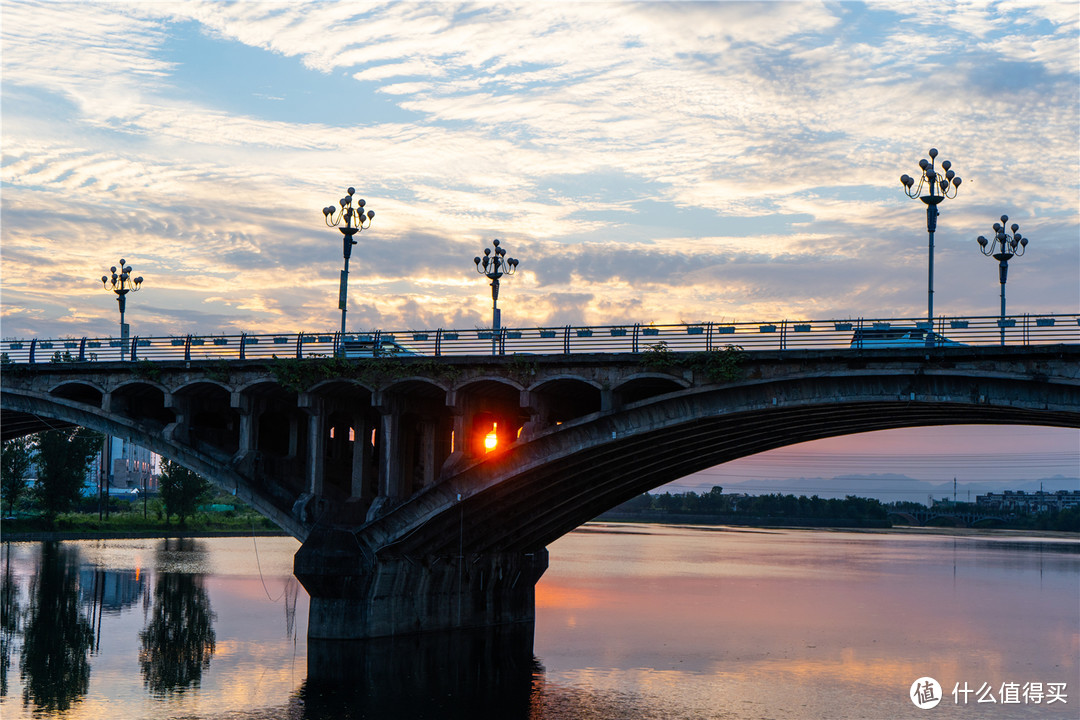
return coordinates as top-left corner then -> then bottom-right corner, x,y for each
2,1 -> 1078,495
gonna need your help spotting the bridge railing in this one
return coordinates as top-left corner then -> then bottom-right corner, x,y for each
1,313 -> 1077,364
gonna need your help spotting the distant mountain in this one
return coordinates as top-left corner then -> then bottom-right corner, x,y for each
666,474 -> 1080,506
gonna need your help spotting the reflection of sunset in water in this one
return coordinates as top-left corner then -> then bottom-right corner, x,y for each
534,582 -> 607,610
1,528 -> 1076,719
535,525 -> 1079,718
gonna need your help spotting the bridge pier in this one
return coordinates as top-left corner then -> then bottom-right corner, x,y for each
294,529 -> 548,640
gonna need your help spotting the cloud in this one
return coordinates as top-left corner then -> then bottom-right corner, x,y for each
1,1 -> 1076,341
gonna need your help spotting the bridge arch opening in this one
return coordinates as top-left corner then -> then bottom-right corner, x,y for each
244,381 -> 307,502
173,382 -> 239,456
456,379 -> 526,460
382,379 -> 454,496
110,382 -> 175,429
311,381 -> 378,504
48,381 -> 103,407
613,375 -> 687,407
527,377 -> 603,430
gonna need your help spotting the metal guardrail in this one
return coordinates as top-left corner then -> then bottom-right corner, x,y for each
1,314 -> 1077,364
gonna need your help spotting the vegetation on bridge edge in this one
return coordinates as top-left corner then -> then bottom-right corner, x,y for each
639,342 -> 746,382
266,355 -> 467,392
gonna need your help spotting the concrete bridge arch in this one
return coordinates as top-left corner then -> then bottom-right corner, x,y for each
360,365 -> 1078,559
3,344 -> 1077,639
48,379 -> 107,399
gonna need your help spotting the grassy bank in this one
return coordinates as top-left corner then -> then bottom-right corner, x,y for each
2,507 -> 284,541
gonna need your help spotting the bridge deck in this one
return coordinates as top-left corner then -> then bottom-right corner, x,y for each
2,313 -> 1077,363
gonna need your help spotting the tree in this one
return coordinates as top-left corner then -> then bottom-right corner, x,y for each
1,437 -> 33,515
1,546 -> 22,697
19,543 -> 94,713
158,460 -> 213,526
139,571 -> 216,695
31,429 -> 102,519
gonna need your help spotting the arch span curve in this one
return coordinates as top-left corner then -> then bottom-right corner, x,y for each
0,386 -> 306,537
362,368 -> 1080,559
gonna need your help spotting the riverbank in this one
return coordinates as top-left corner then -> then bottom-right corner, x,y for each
1,528 -> 289,542
1,510 -> 286,543
597,511 -> 891,528
4,519 -> 1076,544
837,524 -> 1080,541
6,524 -> 1071,546
593,516 -> 1080,540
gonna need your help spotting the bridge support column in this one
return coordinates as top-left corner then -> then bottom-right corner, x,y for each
350,409 -> 374,501
299,395 -> 326,496
162,396 -> 189,444
294,531 -> 548,640
366,397 -> 406,520
231,393 -> 254,457
416,416 -> 439,489
518,390 -> 544,441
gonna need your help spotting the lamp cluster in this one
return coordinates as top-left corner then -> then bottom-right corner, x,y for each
100,259 -> 143,295
474,238 -> 519,283
977,215 -> 1029,260
900,148 -> 962,200
323,187 -> 374,232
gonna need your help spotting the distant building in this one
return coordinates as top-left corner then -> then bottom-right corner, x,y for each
976,490 -> 1080,514
86,436 -> 158,496
78,568 -> 146,613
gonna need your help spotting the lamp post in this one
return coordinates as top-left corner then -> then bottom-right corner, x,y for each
323,187 -> 374,338
900,148 -> 962,337
473,238 -> 519,353
977,215 -> 1029,346
100,258 -> 143,361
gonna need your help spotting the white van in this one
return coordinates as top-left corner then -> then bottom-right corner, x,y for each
850,326 -> 963,348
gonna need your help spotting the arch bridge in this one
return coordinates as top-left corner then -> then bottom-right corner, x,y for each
2,332 -> 1078,640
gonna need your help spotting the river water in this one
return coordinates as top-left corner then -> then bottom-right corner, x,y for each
0,525 -> 1076,719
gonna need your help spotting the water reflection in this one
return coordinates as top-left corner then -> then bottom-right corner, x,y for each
0,530 -> 1074,720
19,543 -> 93,715
139,538 -> 217,697
299,625 -> 537,719
1,545 -> 21,698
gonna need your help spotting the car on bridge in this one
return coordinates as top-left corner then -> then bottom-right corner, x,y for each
850,326 -> 964,349
342,338 -> 420,358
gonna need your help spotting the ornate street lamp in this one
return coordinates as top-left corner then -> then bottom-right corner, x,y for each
977,215 -> 1029,346
323,187 -> 374,337
901,148 -> 962,336
100,258 -> 143,361
473,238 -> 519,352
